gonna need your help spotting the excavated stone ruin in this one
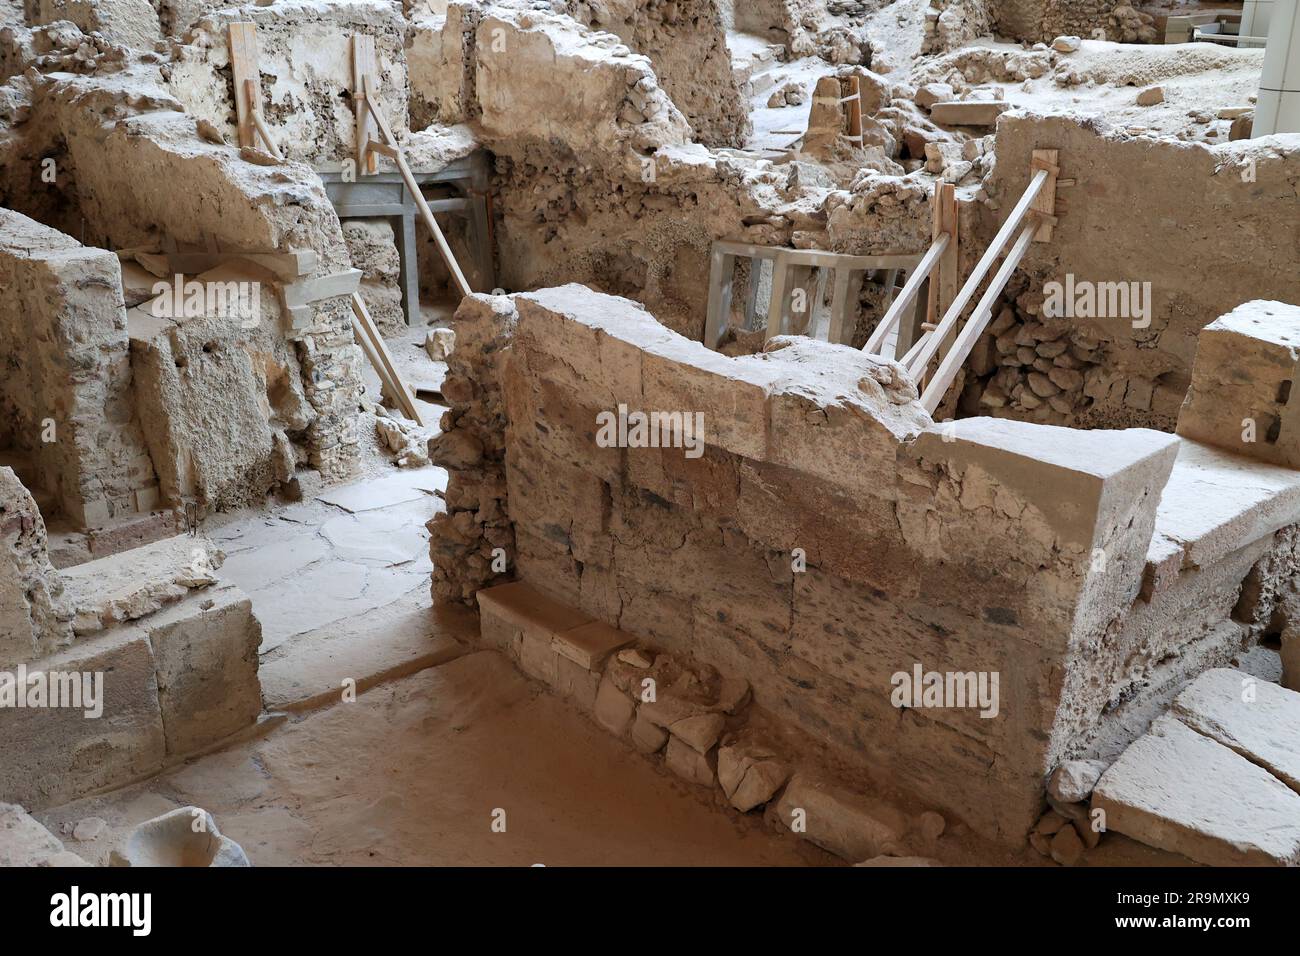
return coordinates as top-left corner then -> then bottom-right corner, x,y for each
0,0 -> 1299,874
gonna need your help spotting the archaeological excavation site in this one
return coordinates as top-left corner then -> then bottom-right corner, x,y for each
1,0 -> 1299,903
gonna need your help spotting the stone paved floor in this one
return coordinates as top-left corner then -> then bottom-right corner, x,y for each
207,466 -> 461,711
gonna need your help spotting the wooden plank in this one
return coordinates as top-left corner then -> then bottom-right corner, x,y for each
363,75 -> 472,299
903,166 -> 1048,378
1030,148 -> 1059,242
352,35 -> 378,175
845,75 -> 862,141
924,180 -> 960,383
862,233 -> 946,355
350,292 -> 423,425
766,257 -> 789,340
703,247 -> 733,349
228,23 -> 260,150
920,223 -> 1036,413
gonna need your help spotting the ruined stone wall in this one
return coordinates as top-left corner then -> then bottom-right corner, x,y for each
960,114 -> 1300,432
2,40 -> 366,502
0,467 -> 72,665
31,0 -> 163,49
168,1 -> 409,168
923,0 -> 996,54
0,209 -> 158,527
993,0 -> 1157,42
429,284 -> 1266,842
563,0 -> 751,148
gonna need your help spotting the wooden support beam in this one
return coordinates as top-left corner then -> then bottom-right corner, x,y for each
920,222 -> 1037,413
844,75 -> 862,141
862,233 -> 947,356
227,22 -> 261,150
920,180 -> 959,382
352,35 -> 378,175
350,292 -> 423,425
1029,148 -> 1059,242
903,166 -> 1049,378
361,75 -> 472,299
246,80 -> 283,162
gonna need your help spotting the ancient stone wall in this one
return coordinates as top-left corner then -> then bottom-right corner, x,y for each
994,0 -> 1157,43
168,1 -> 409,168
421,285 -> 1300,841
0,210 -> 158,527
563,0 -> 751,148
0,467 -> 72,665
959,114 -> 1300,432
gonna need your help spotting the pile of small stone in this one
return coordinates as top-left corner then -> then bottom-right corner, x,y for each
1030,759 -> 1108,866
766,81 -> 807,108
977,306 -> 1102,418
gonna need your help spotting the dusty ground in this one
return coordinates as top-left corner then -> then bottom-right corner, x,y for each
39,649 -> 829,866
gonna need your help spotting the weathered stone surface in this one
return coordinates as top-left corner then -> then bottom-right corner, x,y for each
1048,759 -> 1109,804
145,583 -> 262,756
630,711 -> 669,754
109,806 -> 250,867
1178,301 -> 1300,470
1093,716 -> 1300,866
0,627 -> 166,811
774,774 -> 907,862
593,677 -> 636,736
0,803 -> 88,867
553,620 -> 633,671
665,735 -> 716,786
929,100 -> 1009,126
668,712 -> 725,754
1170,668 -> 1300,792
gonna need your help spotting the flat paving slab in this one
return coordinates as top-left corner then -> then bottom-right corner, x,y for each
1092,713 -> 1300,867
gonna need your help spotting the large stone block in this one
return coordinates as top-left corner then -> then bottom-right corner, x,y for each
0,627 -> 166,811
1178,301 -> 1300,468
143,583 -> 262,755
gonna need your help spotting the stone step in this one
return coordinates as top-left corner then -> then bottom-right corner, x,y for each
1092,710 -> 1300,866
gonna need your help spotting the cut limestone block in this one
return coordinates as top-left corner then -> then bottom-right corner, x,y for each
1150,439 -> 1300,573
1170,668 -> 1300,793
593,677 -> 635,736
1177,301 -> 1300,469
110,807 -> 249,867
552,621 -> 632,671
0,803 -> 89,867
929,101 -> 1010,127
0,627 -> 166,811
774,773 -> 907,862
1092,715 -> 1300,866
718,742 -> 790,812
143,583 -> 262,756
475,580 -> 592,650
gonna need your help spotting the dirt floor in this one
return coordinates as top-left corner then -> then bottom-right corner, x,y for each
38,649 -> 830,866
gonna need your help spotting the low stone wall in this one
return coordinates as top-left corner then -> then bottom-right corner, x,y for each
430,285 -> 1221,842
0,210 -> 158,527
0,499 -> 263,810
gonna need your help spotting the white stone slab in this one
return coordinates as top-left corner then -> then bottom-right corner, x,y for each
1092,715 -> 1300,866
316,468 -> 446,513
1172,668 -> 1300,792
1153,439 -> 1300,570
